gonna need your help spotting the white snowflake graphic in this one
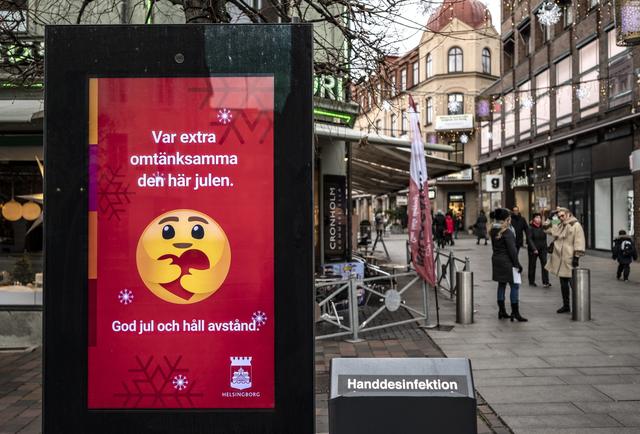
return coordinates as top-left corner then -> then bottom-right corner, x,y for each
252,311 -> 268,327
576,87 -> 590,101
118,289 -> 134,305
217,108 -> 233,124
172,374 -> 189,391
447,100 -> 461,114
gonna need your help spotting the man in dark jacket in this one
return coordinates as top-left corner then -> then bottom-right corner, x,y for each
510,206 -> 533,251
612,230 -> 638,282
527,213 -> 551,287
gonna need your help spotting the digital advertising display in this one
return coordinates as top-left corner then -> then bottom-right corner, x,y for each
87,76 -> 275,409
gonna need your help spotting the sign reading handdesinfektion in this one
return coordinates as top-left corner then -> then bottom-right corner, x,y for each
87,77 -> 275,409
338,375 -> 469,395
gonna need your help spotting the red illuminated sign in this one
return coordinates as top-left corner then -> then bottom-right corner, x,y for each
87,77 -> 274,409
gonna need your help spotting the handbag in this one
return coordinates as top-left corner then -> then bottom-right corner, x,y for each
547,241 -> 554,254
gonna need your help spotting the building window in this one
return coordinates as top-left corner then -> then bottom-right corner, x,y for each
391,75 -> 397,96
376,82 -> 382,104
555,56 -> 572,126
535,69 -> 550,134
0,4 -> 27,33
426,97 -> 433,125
480,122 -> 490,154
390,114 -> 397,137
447,93 -> 464,114
563,4 -> 573,28
518,80 -> 531,139
375,119 -> 381,133
400,69 -> 407,91
412,61 -> 419,86
518,21 -> 531,59
578,39 -> 599,118
448,47 -> 463,73
448,142 -> 464,164
503,36 -> 514,72
504,92 -> 515,145
400,109 -> 407,135
589,0 -> 599,9
482,48 -> 491,74
426,53 -> 433,78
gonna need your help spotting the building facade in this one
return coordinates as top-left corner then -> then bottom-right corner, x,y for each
478,0 -> 638,251
354,0 -> 500,229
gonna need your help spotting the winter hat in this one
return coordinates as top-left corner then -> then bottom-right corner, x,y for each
492,208 -> 511,221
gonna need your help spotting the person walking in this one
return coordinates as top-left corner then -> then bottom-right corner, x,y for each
433,210 -> 446,249
490,208 -> 528,322
474,210 -> 488,245
454,213 -> 463,240
612,230 -> 637,282
544,207 -> 586,313
445,212 -> 455,246
527,213 -> 551,288
510,206 -> 533,252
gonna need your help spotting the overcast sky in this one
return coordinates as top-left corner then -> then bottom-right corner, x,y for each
394,0 -> 501,54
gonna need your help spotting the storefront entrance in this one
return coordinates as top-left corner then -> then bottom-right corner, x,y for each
557,181 -> 591,246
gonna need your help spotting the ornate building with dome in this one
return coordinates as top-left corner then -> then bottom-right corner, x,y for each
354,0 -> 500,228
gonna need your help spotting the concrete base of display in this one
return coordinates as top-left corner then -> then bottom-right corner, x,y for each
0,311 -> 41,347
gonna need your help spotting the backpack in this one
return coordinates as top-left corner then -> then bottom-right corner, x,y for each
621,240 -> 633,258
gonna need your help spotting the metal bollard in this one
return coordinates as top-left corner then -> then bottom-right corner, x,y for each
346,276 -> 364,342
456,271 -> 474,324
572,268 -> 591,321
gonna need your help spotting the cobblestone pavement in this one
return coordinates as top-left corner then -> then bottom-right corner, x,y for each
0,347 -> 40,434
387,233 -> 640,434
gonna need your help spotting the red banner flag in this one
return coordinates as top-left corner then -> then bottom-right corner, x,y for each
407,95 -> 436,286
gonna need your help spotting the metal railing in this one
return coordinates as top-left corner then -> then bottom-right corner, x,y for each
434,249 -> 470,299
315,271 -> 429,341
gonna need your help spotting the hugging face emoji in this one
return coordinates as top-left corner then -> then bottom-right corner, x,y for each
136,209 -> 231,304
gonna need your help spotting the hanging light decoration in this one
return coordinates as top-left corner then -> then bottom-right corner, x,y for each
459,133 -> 469,144
448,100 -> 461,114
381,100 -> 392,112
537,1 -> 562,27
520,95 -> 535,109
614,0 -> 640,46
576,86 -> 590,100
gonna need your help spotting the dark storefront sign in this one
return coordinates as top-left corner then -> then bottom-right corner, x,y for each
324,175 -> 348,263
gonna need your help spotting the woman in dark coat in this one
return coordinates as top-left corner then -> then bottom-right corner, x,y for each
490,208 -> 527,322
474,210 -> 488,245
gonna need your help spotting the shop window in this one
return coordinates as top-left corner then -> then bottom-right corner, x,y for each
412,61 -> 419,86
448,47 -> 463,73
426,53 -> 433,78
518,80 -> 531,140
503,36 -> 514,72
482,48 -> 491,74
555,56 -> 572,126
400,68 -> 407,91
447,93 -> 463,115
426,97 -> 433,125
578,40 -> 599,118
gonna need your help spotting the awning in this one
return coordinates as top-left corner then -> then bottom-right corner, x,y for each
314,122 -> 470,196
351,141 -> 469,195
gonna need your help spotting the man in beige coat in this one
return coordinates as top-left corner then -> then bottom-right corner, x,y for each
544,207 -> 586,313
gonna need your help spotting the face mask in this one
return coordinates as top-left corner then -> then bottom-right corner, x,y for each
552,215 -> 560,225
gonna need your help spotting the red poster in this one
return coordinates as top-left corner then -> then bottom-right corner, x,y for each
87,77 -> 274,409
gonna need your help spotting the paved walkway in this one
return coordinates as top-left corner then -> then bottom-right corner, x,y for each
385,233 -> 640,434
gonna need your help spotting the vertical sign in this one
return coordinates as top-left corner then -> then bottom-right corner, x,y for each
323,175 -> 347,263
87,77 -> 275,408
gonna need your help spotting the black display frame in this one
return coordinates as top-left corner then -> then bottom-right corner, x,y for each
44,25 -> 313,434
